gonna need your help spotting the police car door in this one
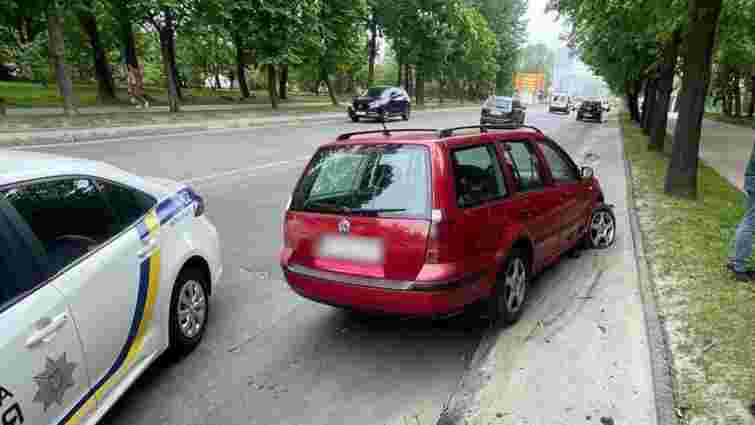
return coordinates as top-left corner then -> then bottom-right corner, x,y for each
0,195 -> 90,425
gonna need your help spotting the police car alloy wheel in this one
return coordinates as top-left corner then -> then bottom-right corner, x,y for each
169,268 -> 210,356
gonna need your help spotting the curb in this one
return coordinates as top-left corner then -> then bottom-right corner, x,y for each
0,105 -> 482,148
435,322 -> 500,425
617,115 -> 677,425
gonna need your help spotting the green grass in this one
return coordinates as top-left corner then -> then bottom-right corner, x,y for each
0,80 -> 350,108
0,80 -> 101,107
704,112 -> 753,129
621,113 -> 755,423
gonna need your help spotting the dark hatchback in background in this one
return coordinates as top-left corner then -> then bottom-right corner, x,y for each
576,98 -> 604,122
480,96 -> 526,125
348,86 -> 411,122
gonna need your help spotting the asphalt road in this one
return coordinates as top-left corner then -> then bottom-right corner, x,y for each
26,105 -> 612,425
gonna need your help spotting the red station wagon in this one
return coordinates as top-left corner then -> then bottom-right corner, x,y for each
280,125 -> 616,324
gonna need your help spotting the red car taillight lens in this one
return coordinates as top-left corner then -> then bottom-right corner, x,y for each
426,210 -> 454,264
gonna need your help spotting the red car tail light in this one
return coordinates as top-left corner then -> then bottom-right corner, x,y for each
426,209 -> 455,264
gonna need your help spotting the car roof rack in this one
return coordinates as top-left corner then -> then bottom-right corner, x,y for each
438,124 -> 543,138
335,129 -> 438,141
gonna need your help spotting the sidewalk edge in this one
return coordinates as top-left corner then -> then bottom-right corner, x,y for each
435,322 -> 500,425
618,115 -> 678,425
0,114 -> 346,147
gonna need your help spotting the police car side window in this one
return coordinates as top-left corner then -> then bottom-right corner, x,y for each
0,198 -> 47,308
96,180 -> 156,230
3,178 -> 121,278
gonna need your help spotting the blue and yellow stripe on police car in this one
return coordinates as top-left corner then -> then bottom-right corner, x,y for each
137,209 -> 160,242
58,216 -> 162,425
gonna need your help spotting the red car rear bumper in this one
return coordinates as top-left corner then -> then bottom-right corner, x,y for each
282,264 -> 485,316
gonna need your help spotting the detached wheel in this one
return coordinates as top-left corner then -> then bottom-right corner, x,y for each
168,268 -> 209,358
402,105 -> 411,121
488,248 -> 529,325
350,114 -> 359,123
586,207 -> 616,249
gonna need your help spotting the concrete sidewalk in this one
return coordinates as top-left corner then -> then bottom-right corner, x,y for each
667,113 -> 754,191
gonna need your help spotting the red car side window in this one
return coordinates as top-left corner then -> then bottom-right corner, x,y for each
501,141 -> 544,192
537,141 -> 580,183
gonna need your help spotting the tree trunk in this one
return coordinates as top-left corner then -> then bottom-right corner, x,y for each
158,25 -> 180,112
78,10 -> 116,103
396,51 -> 403,87
47,10 -> 77,116
748,72 -> 754,118
717,63 -> 729,116
116,0 -> 139,69
640,79 -> 652,132
649,30 -> 681,152
406,65 -> 413,97
235,38 -> 250,99
733,71 -> 742,117
214,66 -> 221,90
438,78 -> 444,104
321,68 -> 338,106
279,64 -> 288,100
495,70 -> 507,96
166,17 -> 183,100
415,66 -> 425,106
642,79 -> 657,134
267,65 -> 278,109
665,0 -> 723,199
625,80 -> 640,122
367,16 -> 377,86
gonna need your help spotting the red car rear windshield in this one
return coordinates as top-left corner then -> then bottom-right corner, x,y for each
291,144 -> 431,219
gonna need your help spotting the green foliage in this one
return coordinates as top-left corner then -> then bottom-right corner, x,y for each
471,0 -> 528,94
0,0 -> 529,107
15,31 -> 50,83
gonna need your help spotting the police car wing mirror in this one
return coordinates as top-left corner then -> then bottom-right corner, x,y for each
581,166 -> 594,180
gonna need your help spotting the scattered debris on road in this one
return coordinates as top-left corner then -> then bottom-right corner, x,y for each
597,324 -> 607,334
599,416 -> 614,425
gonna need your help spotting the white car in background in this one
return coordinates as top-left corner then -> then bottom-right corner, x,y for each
549,93 -> 572,114
0,150 -> 221,425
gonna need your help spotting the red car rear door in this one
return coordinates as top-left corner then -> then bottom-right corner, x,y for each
447,142 -> 510,271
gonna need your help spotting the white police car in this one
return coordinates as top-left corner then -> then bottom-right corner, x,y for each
0,150 -> 221,425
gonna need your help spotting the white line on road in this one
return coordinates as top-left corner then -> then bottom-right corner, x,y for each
182,156 -> 311,184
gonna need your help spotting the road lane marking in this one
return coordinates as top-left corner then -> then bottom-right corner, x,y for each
182,156 -> 311,184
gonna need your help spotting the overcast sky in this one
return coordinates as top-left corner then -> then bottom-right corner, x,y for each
525,0 -> 563,48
